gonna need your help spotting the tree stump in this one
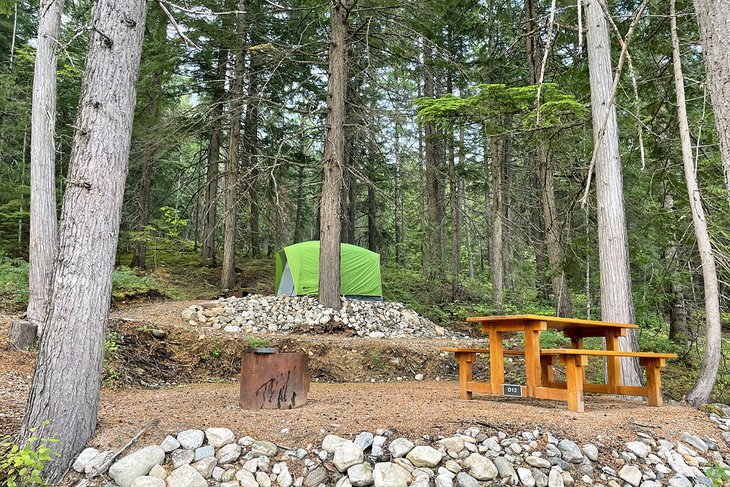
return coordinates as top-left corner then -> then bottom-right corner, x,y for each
8,319 -> 38,351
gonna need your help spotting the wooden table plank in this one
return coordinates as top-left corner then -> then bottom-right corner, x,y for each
467,314 -> 640,330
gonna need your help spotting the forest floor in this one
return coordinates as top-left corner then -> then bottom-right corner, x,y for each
0,297 -> 725,465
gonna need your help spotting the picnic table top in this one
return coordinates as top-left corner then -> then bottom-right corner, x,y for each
465,314 -> 640,330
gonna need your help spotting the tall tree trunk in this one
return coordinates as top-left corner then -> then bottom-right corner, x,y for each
423,41 -> 445,277
491,135 -> 504,311
367,112 -> 378,253
539,145 -> 573,317
394,117 -> 404,267
26,0 -> 66,333
693,0 -> 730,210
672,0 -> 721,406
221,0 -> 247,289
318,0 -> 349,310
245,57 -> 260,258
450,126 -> 463,297
21,0 -> 146,479
202,48 -> 227,267
293,164 -> 306,243
585,0 -> 642,386
663,191 -> 687,341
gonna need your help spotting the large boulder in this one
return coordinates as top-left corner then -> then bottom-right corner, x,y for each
167,464 -> 208,487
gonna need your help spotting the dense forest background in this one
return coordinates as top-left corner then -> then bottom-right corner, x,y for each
1,0 -> 729,384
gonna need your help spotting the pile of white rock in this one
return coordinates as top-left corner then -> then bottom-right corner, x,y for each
72,423 -> 727,487
181,295 -> 454,339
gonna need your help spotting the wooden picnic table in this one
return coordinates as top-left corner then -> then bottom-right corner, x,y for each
441,314 -> 677,412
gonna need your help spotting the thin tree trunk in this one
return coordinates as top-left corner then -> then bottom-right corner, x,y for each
585,0 -> 642,386
245,58 -> 260,258
293,164 -> 305,243
26,0 -> 66,334
663,191 -> 687,341
394,117 -> 404,267
491,135 -> 504,312
367,112 -> 378,253
450,126 -> 463,297
539,144 -> 573,317
202,48 -> 227,267
21,0 -> 146,479
692,0 -> 730,210
672,0 -> 721,406
221,0 -> 247,289
423,41 -> 444,277
318,0 -> 349,310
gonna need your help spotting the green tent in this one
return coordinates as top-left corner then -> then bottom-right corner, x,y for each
275,241 -> 382,299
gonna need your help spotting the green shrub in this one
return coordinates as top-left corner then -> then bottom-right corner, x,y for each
0,257 -> 29,310
0,423 -> 59,487
111,266 -> 168,301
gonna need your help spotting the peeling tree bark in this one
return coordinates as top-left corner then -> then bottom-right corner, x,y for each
21,0 -> 146,479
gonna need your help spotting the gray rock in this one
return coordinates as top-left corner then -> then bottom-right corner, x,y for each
526,455 -> 551,469
130,476 -> 166,487
392,457 -> 414,473
619,465 -> 642,487
680,434 -> 708,453
581,444 -> 599,462
73,447 -> 100,473
355,432 -> 375,451
438,437 -> 465,453
549,456 -> 570,471
533,468 -> 549,487
205,427 -> 235,448
667,452 -> 695,477
193,445 -> 214,461
167,464 -> 208,487
323,434 -> 351,453
348,463 -> 374,486
388,438 -> 415,458
305,466 -> 328,487
161,435 -> 181,453
177,430 -> 205,450
667,475 -> 693,487
85,450 -> 114,477
108,446 -> 165,487
171,449 -> 195,469
277,463 -> 294,487
435,473 -> 454,487
548,468 -> 564,487
211,466 -> 224,481
557,440 -> 583,463
518,467 -> 536,487
235,468 -> 258,487
371,436 -> 387,457
640,481 -> 661,487
148,465 -> 167,480
257,471 -> 273,487
373,462 -> 411,487
221,482 -> 240,487
454,472 -> 480,487
192,457 -> 217,478
463,453 -> 498,480
216,443 -> 241,464
626,441 -> 651,459
482,437 -> 501,452
493,456 -> 518,483
406,445 -> 443,467
252,440 -> 278,457
410,476 -> 429,487
334,442 -> 364,472
561,471 -> 574,486
546,444 -> 561,457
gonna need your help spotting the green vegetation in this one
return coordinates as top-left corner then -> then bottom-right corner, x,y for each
0,422 -> 59,487
245,337 -> 271,349
0,257 -> 29,311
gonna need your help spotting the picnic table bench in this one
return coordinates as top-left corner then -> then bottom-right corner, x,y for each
440,314 -> 678,412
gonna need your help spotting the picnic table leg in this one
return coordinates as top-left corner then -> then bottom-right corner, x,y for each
605,330 -> 622,393
569,334 -> 587,385
524,327 -> 541,395
457,352 -> 475,400
565,354 -> 585,413
540,356 -> 554,387
644,359 -> 663,406
489,329 -> 504,395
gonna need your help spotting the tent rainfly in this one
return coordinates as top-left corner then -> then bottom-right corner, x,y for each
275,241 -> 382,299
